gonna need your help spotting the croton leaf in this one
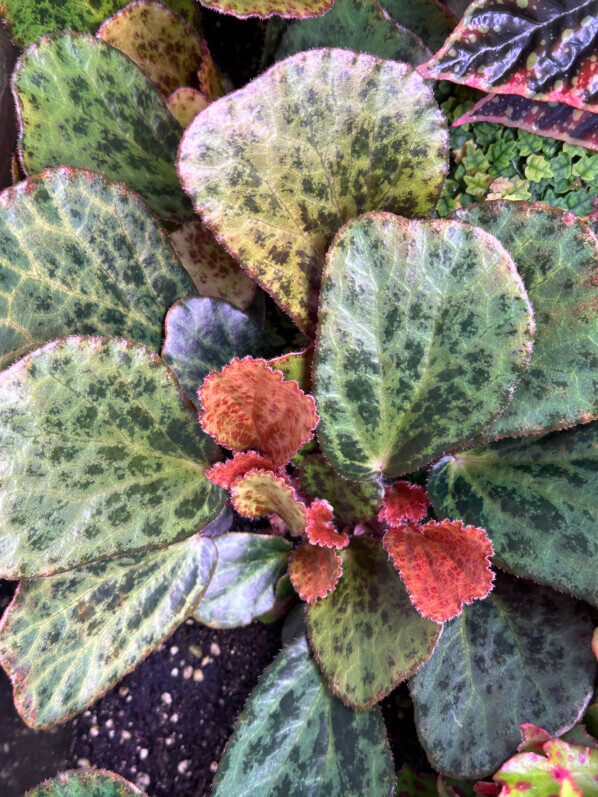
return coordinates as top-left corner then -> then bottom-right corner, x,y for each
383,519 -> 494,623
166,87 -> 209,128
206,451 -> 277,489
199,356 -> 318,464
162,298 -> 269,400
178,48 -> 449,335
379,481 -> 429,526
196,0 -> 333,20
418,0 -> 598,112
275,0 -> 431,65
97,1 -> 205,97
0,167 -> 195,370
0,536 -> 217,728
314,213 -> 534,479
230,469 -> 308,536
0,336 -> 224,579
307,536 -> 441,708
25,769 -> 145,797
13,32 -> 192,221
268,347 -> 313,392
428,420 -> 598,605
410,573 -> 597,779
305,499 -> 349,549
0,25 -> 16,193
298,453 -> 383,527
451,201 -> 598,440
379,0 -> 456,50
289,542 -> 343,602
454,94 -> 598,154
194,532 -> 292,628
212,635 -> 395,796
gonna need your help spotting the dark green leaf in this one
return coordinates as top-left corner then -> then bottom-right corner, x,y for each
380,0 -> 455,50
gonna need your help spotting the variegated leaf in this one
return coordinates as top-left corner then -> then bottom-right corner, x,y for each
197,0 -> 333,20
25,769 -> 145,796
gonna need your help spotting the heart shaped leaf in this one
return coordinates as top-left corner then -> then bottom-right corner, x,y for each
166,88 -> 209,128
178,48 -> 448,335
428,421 -> 598,605
25,769 -> 146,796
314,213 -> 534,479
379,481 -> 430,526
0,336 -> 224,579
212,635 -> 395,796
13,32 -> 192,221
379,0 -> 455,50
289,542 -> 343,602
197,0 -> 333,20
206,451 -> 277,489
410,573 -> 597,779
305,499 -> 349,549
307,536 -> 441,708
230,469 -> 308,535
0,167 -> 195,370
0,536 -> 217,728
194,532 -> 292,628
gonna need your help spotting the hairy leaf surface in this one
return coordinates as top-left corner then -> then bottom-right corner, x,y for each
289,542 -> 343,602
428,421 -> 598,605
0,26 -> 16,192
305,499 -> 349,549
314,213 -> 534,479
307,536 -> 441,708
197,0 -> 333,20
25,769 -> 145,796
13,32 -> 192,220
166,88 -> 209,128
0,337 -> 224,579
230,469 -> 308,535
178,48 -> 448,335
379,481 -> 429,526
379,0 -> 455,50
410,573 -> 596,779
0,536 -> 217,728
206,451 -> 277,489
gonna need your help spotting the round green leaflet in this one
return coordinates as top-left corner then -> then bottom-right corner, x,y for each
178,47 -> 449,336
212,635 -> 395,796
13,32 -> 193,221
410,573 -> 597,779
0,336 -> 225,579
25,769 -> 145,796
314,212 -> 535,479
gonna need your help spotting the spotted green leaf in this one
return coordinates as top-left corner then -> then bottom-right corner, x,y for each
212,634 -> 395,796
178,48 -> 448,335
0,336 -> 225,579
379,0 -> 455,50
197,0 -> 333,20
276,0 -> 430,65
314,213 -> 534,479
13,32 -> 192,221
194,532 -> 292,628
410,573 -> 597,779
162,297 -> 272,400
25,770 -> 145,796
450,201 -> 598,440
306,536 -> 441,709
428,421 -> 598,606
0,167 -> 195,371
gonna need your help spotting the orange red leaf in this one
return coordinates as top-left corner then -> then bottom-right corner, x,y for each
379,481 -> 430,526
230,468 -> 308,537
305,499 -> 349,550
206,451 -> 277,489
289,543 -> 342,604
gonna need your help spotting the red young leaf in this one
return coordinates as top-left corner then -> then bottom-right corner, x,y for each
305,499 -> 349,550
379,481 -> 430,526
230,468 -> 308,536
206,450 -> 277,489
289,542 -> 342,603
383,519 -> 495,623
198,356 -> 319,465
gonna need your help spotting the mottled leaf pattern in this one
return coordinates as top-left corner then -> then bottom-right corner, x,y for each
289,542 -> 342,602
0,536 -> 217,728
428,421 -> 598,605
410,573 -> 597,779
206,451 -> 277,489
25,769 -> 145,797
0,26 -> 16,192
379,0 -> 455,50
0,167 -> 195,370
0,337 -> 224,579
230,469 -> 308,536
178,48 -> 449,334
13,32 -> 192,221
395,764 -> 437,797
166,88 -> 209,128
379,481 -> 429,526
197,0 -> 333,20
307,537 -> 441,708
305,499 -> 349,549
194,532 -> 291,628
198,52 -> 229,102
212,635 -> 395,796
314,213 -> 534,479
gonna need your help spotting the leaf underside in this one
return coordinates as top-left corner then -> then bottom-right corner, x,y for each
230,469 -> 308,536
24,769 -> 146,796
197,0 -> 333,20
289,542 -> 342,602
206,450 -> 277,489
166,88 -> 209,129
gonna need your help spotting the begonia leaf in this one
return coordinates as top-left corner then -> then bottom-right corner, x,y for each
305,499 -> 349,549
395,764 -> 437,796
454,95 -> 598,154
383,519 -> 494,623
306,536 -> 441,708
379,481 -> 429,526
212,635 -> 395,796
162,298 -> 269,400
25,769 -> 145,797
0,536 -> 217,728
0,167 -> 195,370
169,221 -> 256,310
298,453 -> 383,527
178,48 -> 449,335
206,451 -> 277,489
268,347 -> 313,391
410,573 -> 597,779
197,0 -> 333,20
198,53 -> 229,101
289,542 -> 342,602
198,356 -> 318,464
314,213 -> 534,479
0,25 -> 16,193
166,87 -> 209,128
230,469 -> 308,536
593,628 -> 598,659
13,32 -> 193,221
275,0 -> 431,65
0,336 -> 224,579
379,0 -> 456,50
451,201 -> 598,439
428,421 -> 598,605
194,532 -> 292,628
97,1 -> 205,97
